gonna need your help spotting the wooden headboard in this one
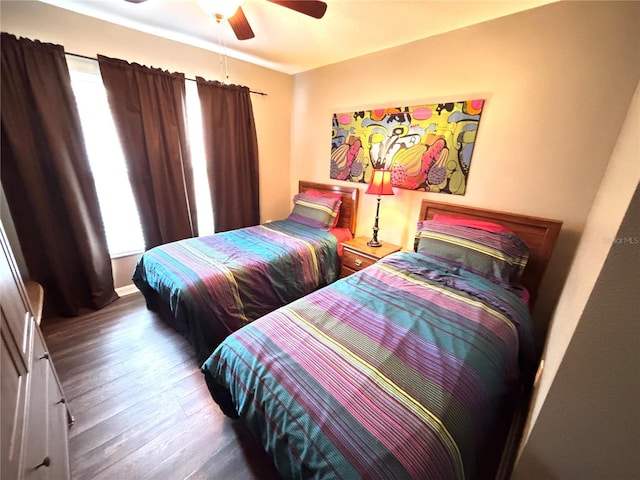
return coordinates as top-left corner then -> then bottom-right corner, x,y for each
299,181 -> 359,237
418,200 -> 562,308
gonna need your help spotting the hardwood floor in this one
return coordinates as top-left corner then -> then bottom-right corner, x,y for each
41,292 -> 280,480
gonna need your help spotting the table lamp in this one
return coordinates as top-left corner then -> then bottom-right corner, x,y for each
365,169 -> 394,247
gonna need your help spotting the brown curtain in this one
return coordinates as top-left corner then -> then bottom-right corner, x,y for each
1,33 -> 117,317
97,55 -> 197,250
196,78 -> 260,232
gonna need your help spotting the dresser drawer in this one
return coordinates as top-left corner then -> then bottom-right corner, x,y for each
2,225 -> 70,480
340,237 -> 403,278
45,367 -> 70,480
23,329 -> 50,480
23,327 -> 70,480
342,249 -> 376,272
340,266 -> 355,278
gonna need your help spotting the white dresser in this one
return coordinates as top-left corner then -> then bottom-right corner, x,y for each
1,224 -> 71,480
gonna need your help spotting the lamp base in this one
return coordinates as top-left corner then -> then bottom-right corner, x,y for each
367,239 -> 382,248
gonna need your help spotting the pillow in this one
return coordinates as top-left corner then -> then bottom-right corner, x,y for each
287,191 -> 342,230
304,189 -> 343,227
415,220 -> 529,285
432,214 -> 513,233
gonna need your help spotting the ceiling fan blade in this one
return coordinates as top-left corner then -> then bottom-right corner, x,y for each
267,0 -> 327,19
228,6 -> 255,40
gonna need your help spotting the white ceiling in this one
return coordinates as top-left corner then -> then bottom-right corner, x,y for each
39,0 -> 557,74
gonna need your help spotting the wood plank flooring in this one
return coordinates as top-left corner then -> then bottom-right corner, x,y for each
40,292 -> 280,480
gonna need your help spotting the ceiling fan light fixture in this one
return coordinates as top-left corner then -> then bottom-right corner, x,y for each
197,0 -> 245,20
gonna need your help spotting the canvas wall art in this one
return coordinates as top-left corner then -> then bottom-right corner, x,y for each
330,100 -> 484,195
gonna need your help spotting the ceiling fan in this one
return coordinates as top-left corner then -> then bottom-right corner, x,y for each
124,0 -> 328,41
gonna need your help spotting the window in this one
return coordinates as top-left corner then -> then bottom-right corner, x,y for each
67,56 -> 213,257
185,80 -> 214,236
68,56 -> 145,258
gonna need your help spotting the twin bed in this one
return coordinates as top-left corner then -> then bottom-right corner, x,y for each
133,184 -> 562,479
133,181 -> 359,363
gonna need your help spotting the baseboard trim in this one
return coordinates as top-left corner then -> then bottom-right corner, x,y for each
115,284 -> 139,297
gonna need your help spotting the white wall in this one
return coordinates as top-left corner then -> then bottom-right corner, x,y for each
522,80 -> 640,443
513,181 -> 639,479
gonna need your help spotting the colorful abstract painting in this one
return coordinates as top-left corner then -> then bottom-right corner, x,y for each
330,100 -> 484,194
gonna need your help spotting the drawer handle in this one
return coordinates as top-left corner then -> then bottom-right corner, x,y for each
354,259 -> 362,267
35,456 -> 50,469
39,352 -> 49,360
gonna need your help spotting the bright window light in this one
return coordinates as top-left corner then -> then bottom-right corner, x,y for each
185,80 -> 214,236
68,56 -> 145,257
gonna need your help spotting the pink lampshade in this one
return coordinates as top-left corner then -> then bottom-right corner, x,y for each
365,169 -> 394,196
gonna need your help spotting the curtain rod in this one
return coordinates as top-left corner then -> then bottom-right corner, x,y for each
66,51 -> 268,96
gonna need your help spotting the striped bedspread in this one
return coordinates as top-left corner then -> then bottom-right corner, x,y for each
133,220 -> 342,363
202,251 -> 535,479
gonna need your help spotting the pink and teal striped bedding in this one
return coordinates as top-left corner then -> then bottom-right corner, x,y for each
202,251 -> 535,479
133,220 -> 349,363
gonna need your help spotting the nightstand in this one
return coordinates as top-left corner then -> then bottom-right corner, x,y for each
340,236 -> 402,278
